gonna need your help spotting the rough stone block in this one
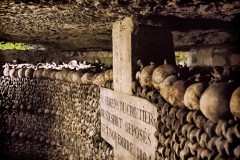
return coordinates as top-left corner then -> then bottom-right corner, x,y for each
196,47 -> 213,66
188,46 -> 232,66
187,51 -> 197,66
112,17 -> 175,95
213,55 -> 227,66
230,54 -> 240,66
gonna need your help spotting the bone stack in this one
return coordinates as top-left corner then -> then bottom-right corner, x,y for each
0,61 -> 113,159
133,60 -> 240,159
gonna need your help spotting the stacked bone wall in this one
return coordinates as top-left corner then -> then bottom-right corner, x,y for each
134,86 -> 240,160
0,77 -> 113,160
1,64 -> 240,159
1,77 -> 240,159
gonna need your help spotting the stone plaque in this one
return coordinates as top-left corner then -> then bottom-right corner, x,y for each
100,88 -> 158,160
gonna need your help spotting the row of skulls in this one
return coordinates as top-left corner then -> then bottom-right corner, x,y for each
134,60 -> 240,123
132,77 -> 240,159
1,61 -> 113,88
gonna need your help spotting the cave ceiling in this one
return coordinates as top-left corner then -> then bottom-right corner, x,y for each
0,0 -> 240,51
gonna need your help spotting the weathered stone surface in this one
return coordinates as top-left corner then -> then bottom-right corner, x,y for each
112,17 -> 134,95
213,55 -> 227,66
113,17 -> 175,95
100,87 -> 158,160
230,54 -> 240,66
172,29 -> 240,50
0,1 -> 239,50
187,45 -> 239,66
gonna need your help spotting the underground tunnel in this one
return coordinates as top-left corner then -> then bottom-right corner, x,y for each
1,0 -> 240,159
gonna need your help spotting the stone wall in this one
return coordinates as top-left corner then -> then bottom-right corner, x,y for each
0,50 -> 113,66
0,77 -> 113,160
187,45 -> 240,66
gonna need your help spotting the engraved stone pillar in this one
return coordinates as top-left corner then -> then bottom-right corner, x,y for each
112,17 -> 175,95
